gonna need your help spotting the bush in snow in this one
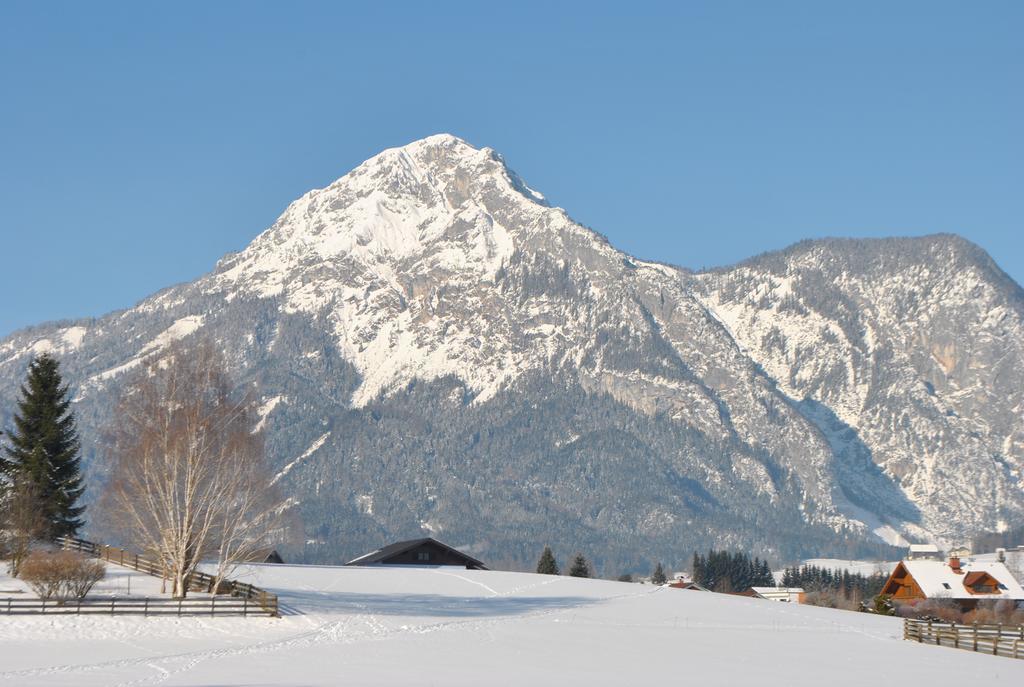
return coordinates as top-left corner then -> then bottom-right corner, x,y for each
896,597 -> 963,623
963,599 -> 1024,626
18,550 -> 106,603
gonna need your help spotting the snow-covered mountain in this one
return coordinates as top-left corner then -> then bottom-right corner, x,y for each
1,135 -> 1020,569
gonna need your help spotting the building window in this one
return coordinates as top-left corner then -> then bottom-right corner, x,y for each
417,552 -> 430,561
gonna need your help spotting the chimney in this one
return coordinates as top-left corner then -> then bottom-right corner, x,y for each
949,556 -> 963,573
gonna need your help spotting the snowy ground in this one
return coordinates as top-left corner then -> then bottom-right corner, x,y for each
1,563 -> 1022,686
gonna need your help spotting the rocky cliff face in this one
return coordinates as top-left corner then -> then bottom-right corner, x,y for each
694,237 -> 1024,544
1,135 -> 1019,569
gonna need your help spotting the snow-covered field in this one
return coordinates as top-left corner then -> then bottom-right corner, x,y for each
1,563 -> 1021,686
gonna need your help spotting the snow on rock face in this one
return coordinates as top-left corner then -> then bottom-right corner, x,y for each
694,236 -> 1024,542
1,137 -> 1022,560
207,134 -> 634,407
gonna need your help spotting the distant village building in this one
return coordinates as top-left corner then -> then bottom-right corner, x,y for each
668,580 -> 709,591
345,537 -> 488,570
747,587 -> 805,603
882,549 -> 1024,610
245,548 -> 285,564
907,544 -> 942,560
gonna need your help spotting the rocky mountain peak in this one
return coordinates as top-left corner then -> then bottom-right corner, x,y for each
1,138 -> 1021,565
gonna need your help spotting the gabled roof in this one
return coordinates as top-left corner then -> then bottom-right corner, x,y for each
345,537 -> 488,569
897,559 -> 1024,600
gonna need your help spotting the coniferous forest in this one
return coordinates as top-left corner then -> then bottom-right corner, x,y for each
691,550 -> 775,592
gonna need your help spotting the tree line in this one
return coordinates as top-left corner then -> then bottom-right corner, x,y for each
1,344 -> 289,598
691,550 -> 774,592
779,564 -> 887,600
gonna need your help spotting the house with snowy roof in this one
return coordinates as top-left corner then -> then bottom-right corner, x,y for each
881,551 -> 1024,610
747,587 -> 805,603
345,537 -> 488,570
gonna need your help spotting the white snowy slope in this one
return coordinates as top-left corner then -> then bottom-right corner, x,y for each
1,565 -> 1020,686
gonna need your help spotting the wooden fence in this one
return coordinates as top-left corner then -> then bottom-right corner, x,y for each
56,536 -> 279,617
904,618 -> 1024,660
2,595 -> 270,616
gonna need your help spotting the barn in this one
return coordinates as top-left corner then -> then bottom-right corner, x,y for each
881,553 -> 1024,610
345,537 -> 488,570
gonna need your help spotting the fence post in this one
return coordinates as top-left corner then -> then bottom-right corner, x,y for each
973,622 -> 978,652
77,598 -> 82,615
211,596 -> 216,617
110,598 -> 115,615
144,598 -> 149,618
178,598 -> 183,617
243,596 -> 248,617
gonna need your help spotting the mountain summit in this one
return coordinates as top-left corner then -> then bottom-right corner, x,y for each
1,136 -> 1021,568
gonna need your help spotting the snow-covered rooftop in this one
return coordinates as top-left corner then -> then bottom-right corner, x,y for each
901,558 -> 1024,600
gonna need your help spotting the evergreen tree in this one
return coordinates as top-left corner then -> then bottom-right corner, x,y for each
3,354 -> 84,537
651,561 -> 667,585
568,553 -> 591,578
536,546 -> 560,575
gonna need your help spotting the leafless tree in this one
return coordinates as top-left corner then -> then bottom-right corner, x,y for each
1,479 -> 50,576
101,340 -> 287,598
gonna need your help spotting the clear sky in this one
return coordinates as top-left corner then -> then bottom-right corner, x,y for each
1,1 -> 1021,337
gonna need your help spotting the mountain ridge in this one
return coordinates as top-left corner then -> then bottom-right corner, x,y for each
1,135 -> 1020,569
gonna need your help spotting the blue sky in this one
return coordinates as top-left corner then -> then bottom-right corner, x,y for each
0,1 -> 1020,337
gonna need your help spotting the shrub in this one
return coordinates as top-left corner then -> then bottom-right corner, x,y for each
899,598 -> 963,624
18,550 -> 106,604
805,590 -> 861,611
964,599 -> 1024,626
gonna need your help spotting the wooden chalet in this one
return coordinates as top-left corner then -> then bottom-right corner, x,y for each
345,537 -> 488,570
667,580 -> 709,591
881,552 -> 1024,610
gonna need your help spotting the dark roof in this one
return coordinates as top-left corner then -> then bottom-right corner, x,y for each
345,537 -> 488,569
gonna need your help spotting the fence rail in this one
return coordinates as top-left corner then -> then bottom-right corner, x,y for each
57,536 -> 279,617
904,618 -> 1024,660
2,595 -> 270,616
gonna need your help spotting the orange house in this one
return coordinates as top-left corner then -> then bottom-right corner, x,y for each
881,555 -> 1024,610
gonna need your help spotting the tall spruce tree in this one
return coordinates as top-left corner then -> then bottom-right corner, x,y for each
568,553 -> 591,578
651,562 -> 667,585
536,546 -> 560,575
3,354 -> 84,537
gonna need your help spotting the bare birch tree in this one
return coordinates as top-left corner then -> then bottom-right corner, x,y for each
101,340 -> 286,598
